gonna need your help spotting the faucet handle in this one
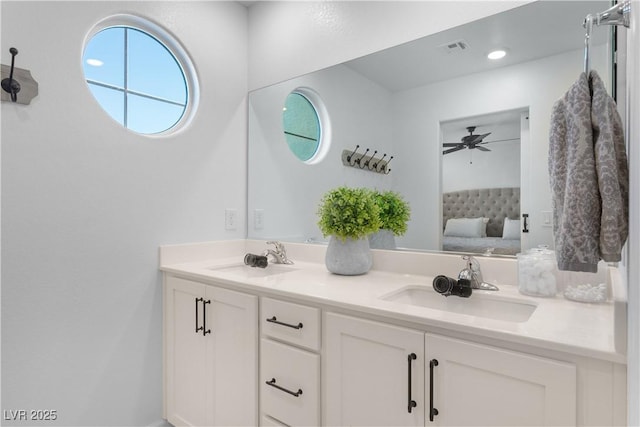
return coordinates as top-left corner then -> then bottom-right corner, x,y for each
266,241 -> 286,253
462,255 -> 480,272
461,255 -> 499,291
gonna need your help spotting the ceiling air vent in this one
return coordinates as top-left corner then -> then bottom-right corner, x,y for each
438,39 -> 470,54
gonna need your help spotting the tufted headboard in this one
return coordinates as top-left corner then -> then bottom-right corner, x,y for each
443,188 -> 520,237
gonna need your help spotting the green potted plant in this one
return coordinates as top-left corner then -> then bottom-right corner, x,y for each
369,190 -> 411,249
317,186 -> 381,275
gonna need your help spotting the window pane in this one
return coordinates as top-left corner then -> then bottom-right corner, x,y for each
87,83 -> 124,126
283,93 -> 320,161
127,94 -> 184,134
127,29 -> 187,104
83,28 -> 125,88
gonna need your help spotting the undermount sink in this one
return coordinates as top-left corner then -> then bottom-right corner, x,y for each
208,263 -> 297,278
380,285 -> 537,323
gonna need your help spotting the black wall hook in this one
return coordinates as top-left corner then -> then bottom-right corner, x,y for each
1,48 -> 21,102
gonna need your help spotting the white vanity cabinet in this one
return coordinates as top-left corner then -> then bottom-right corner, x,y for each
260,297 -> 321,427
324,313 -> 577,427
164,276 -> 258,427
324,312 -> 426,426
426,333 -> 576,426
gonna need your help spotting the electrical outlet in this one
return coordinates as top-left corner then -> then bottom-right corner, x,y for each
225,208 -> 238,230
254,209 -> 264,230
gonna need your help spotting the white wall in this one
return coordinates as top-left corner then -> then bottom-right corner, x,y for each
1,2 -> 247,426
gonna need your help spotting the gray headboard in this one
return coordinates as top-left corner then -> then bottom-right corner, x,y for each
443,188 -> 520,237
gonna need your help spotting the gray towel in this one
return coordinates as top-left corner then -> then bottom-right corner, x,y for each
548,70 -> 628,272
591,70 -> 629,263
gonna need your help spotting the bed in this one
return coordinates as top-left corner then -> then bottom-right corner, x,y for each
442,188 -> 521,256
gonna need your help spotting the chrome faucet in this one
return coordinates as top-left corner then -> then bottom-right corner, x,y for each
262,241 -> 294,265
458,255 -> 499,291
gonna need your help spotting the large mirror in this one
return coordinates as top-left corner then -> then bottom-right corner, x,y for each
248,1 -> 612,256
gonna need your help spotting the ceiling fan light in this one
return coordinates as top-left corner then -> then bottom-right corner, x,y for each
487,49 -> 507,60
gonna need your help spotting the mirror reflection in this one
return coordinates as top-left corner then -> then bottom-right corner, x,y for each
441,109 -> 524,255
248,1 -> 611,256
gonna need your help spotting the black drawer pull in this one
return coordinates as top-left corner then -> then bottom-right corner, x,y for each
195,297 -> 204,334
202,299 -> 211,336
429,359 -> 439,421
266,316 -> 303,330
408,353 -> 417,413
265,378 -> 303,397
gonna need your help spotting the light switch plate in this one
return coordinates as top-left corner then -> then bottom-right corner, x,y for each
254,209 -> 264,230
225,208 -> 238,230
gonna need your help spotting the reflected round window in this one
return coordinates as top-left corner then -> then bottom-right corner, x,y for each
282,88 -> 330,164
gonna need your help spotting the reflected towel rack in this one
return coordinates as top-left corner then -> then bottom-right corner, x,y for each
584,1 -> 630,73
341,145 -> 393,175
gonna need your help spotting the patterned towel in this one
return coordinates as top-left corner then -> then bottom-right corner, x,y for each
591,70 -> 629,263
548,70 -> 628,272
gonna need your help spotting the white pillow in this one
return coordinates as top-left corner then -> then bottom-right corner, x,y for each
444,217 -> 484,238
481,217 -> 490,237
502,217 -> 521,240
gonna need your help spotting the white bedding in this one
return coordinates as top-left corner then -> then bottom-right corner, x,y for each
442,236 -> 521,256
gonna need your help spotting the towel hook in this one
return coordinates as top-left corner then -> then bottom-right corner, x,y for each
358,148 -> 370,167
365,150 -> 377,169
346,145 -> 360,164
1,48 -> 21,102
384,156 -> 394,174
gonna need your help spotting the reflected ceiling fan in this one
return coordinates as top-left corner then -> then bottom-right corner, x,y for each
442,126 -> 493,155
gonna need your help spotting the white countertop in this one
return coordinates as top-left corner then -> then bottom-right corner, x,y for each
159,240 -> 626,364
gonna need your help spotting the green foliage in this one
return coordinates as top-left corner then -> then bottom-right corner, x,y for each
373,190 -> 411,236
317,187 -> 381,240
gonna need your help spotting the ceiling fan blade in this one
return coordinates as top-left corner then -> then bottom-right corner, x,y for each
475,146 -> 491,152
443,143 -> 462,147
479,137 -> 520,145
443,146 -> 465,155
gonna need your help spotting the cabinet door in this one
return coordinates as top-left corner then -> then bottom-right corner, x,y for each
426,333 -> 576,426
206,286 -> 258,426
165,276 -> 208,427
325,313 -> 425,426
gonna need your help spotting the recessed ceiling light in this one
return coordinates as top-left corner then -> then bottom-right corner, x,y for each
487,50 -> 507,60
86,58 -> 104,67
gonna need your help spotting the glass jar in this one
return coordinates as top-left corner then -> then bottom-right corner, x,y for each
517,246 -> 558,297
561,270 -> 608,303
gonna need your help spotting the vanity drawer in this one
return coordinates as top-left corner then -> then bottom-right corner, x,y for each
261,297 -> 320,351
260,338 -> 320,427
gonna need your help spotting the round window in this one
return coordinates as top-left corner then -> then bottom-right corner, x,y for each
82,15 -> 197,135
282,88 -> 330,164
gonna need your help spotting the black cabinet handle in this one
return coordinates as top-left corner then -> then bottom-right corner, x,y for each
266,316 -> 303,330
265,378 -> 303,397
202,299 -> 211,336
195,297 -> 204,334
429,359 -> 439,422
522,213 -> 529,233
407,353 -> 417,413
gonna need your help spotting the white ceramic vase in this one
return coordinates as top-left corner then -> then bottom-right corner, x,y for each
325,236 -> 372,275
368,229 -> 397,250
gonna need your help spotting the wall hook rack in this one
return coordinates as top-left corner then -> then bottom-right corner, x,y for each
341,145 -> 392,175
1,47 -> 38,105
